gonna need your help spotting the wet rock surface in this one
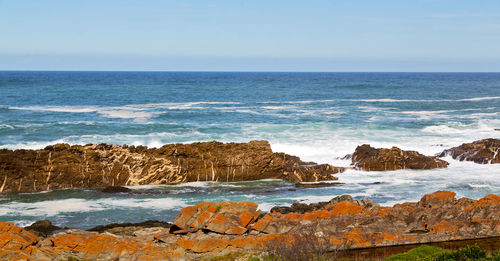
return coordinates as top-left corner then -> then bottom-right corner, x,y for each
439,138 -> 500,164
0,140 -> 344,193
1,191 -> 498,260
352,144 -> 449,171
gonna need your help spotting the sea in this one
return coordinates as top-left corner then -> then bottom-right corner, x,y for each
0,71 -> 499,229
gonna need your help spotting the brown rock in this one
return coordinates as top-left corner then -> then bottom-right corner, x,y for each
0,140 -> 344,193
352,144 -> 449,171
439,138 -> 500,164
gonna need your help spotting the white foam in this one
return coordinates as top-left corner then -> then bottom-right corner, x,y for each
0,197 -> 186,217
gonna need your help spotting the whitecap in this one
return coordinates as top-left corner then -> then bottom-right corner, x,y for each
458,96 -> 500,101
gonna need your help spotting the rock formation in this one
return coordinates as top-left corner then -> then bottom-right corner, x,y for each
1,191 -> 498,260
439,138 -> 500,164
352,144 -> 449,171
0,140 -> 344,193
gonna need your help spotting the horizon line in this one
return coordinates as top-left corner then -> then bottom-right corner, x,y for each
1,70 -> 500,73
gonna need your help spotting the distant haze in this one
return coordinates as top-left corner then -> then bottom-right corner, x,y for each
1,0 -> 499,72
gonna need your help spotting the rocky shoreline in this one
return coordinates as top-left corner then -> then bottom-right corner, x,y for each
3,138 -> 496,194
0,190 -> 499,260
0,139 -> 499,259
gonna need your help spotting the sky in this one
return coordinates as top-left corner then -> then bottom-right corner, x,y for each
1,0 -> 500,71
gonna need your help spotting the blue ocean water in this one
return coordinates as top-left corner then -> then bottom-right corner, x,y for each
0,71 -> 499,229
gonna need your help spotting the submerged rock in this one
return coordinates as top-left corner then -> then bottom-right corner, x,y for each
294,182 -> 343,188
438,138 -> 500,164
24,220 -> 61,237
352,144 -> 449,171
101,186 -> 132,193
0,140 -> 344,193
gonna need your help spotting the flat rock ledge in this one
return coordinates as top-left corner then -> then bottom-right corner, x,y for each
1,191 -> 498,260
0,140 -> 344,193
439,138 -> 500,164
352,144 -> 449,171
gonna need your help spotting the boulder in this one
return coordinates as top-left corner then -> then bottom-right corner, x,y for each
171,201 -> 261,235
0,140 -> 344,193
438,139 -> 500,164
352,144 -> 449,171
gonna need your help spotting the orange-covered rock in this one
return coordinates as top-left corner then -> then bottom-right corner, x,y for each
0,222 -> 41,260
172,201 -> 260,235
352,144 -> 449,171
418,191 -> 456,208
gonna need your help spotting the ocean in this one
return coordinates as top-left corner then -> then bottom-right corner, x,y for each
0,71 -> 499,229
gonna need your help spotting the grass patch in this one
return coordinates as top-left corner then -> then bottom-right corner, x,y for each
385,244 -> 500,261
385,245 -> 447,261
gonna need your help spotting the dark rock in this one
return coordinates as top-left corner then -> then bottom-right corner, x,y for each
0,140 -> 344,193
352,144 -> 449,171
24,220 -> 61,237
294,182 -> 343,188
438,139 -> 500,164
101,186 -> 132,193
88,220 -> 171,233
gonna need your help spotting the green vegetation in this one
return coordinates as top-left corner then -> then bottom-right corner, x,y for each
385,245 -> 500,261
385,245 -> 448,261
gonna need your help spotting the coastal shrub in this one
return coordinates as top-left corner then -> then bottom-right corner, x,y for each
265,225 -> 347,261
205,252 -> 247,261
428,245 -> 486,261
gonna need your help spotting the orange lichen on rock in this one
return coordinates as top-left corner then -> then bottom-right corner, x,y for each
0,222 -> 40,260
469,194 -> 500,209
329,201 -> 366,215
172,201 -> 260,235
431,221 -> 459,234
418,191 -> 456,208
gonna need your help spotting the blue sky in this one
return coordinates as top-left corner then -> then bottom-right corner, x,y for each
1,0 -> 499,71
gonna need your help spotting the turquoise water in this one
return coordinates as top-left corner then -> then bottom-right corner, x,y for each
0,72 -> 499,229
